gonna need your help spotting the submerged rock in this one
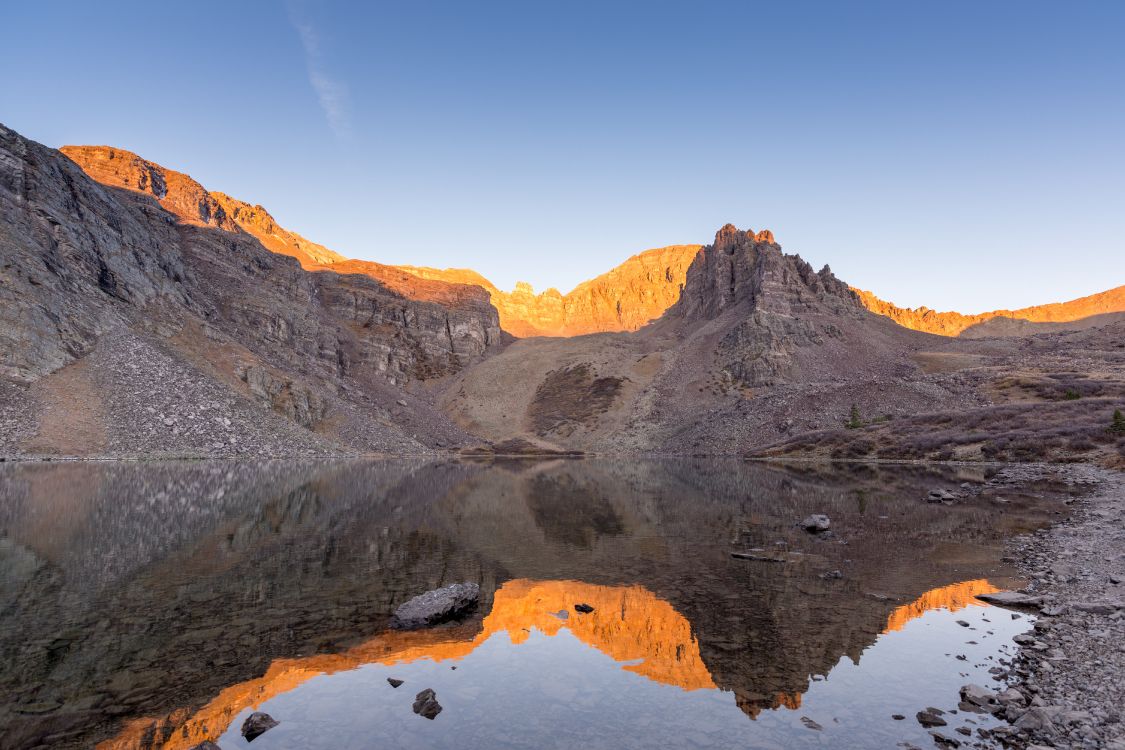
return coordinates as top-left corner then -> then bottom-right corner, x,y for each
241,712 -> 278,742
188,743 -> 222,750
391,582 -> 480,629
413,688 -> 443,719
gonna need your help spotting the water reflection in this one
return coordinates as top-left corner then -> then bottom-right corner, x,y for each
0,459 -> 1054,749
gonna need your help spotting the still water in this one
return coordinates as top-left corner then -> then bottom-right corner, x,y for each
0,459 -> 1057,749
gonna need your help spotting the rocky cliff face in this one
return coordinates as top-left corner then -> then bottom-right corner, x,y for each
1,125 -> 503,455
854,285 -> 1125,337
665,224 -> 881,388
398,244 -> 700,337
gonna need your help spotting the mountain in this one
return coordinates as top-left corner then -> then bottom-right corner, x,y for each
397,244 -> 700,337
853,285 -> 1125,337
1,126 -> 502,457
3,123 -> 1122,463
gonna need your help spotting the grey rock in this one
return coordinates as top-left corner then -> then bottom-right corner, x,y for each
387,677 -> 404,688
975,591 -> 1045,609
801,514 -> 831,534
929,731 -> 961,747
188,744 -> 222,750
799,716 -> 823,730
917,708 -> 947,727
1013,707 -> 1057,733
959,684 -> 994,708
241,712 -> 279,742
413,688 -> 442,720
391,582 -> 480,629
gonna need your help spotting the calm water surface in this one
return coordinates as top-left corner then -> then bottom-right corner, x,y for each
0,459 -> 1058,749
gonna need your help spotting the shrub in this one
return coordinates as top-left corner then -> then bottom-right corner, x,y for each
846,404 -> 863,429
1063,389 -> 1080,400
1112,409 -> 1125,435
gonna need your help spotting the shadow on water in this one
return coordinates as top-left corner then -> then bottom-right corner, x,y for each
0,459 -> 1060,749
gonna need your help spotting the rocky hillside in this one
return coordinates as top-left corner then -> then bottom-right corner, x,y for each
854,285 -> 1125,337
398,244 -> 700,337
1,125 -> 503,457
440,224 -> 966,454
3,122 -> 1122,461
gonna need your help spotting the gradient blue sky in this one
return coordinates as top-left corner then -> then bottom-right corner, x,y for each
4,1 -> 1123,311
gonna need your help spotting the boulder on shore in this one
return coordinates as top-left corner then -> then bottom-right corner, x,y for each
391,582 -> 480,629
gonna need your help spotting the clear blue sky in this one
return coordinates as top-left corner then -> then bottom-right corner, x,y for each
4,1 -> 1123,311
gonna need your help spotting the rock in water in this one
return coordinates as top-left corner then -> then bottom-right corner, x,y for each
241,712 -> 279,742
574,603 -> 595,614
391,582 -> 480,629
917,708 -> 947,727
413,688 -> 443,719
800,716 -> 823,730
959,683 -> 995,708
801,514 -> 831,534
387,677 -> 404,688
975,591 -> 1045,609
188,743 -> 223,750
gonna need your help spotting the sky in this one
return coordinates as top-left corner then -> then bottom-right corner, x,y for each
3,1 -> 1123,312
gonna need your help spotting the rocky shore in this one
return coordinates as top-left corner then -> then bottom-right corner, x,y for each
975,465 -> 1125,749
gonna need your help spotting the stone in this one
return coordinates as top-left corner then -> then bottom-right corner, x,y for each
929,731 -> 961,747
928,489 -> 957,503
241,712 -> 279,742
801,514 -> 831,534
188,743 -> 222,750
917,708 -> 947,727
387,678 -> 404,688
996,687 -> 1025,706
1013,707 -> 1057,733
413,688 -> 442,720
975,591 -> 1045,609
391,582 -> 480,629
820,570 -> 844,580
959,684 -> 994,708
574,603 -> 595,614
800,716 -> 823,730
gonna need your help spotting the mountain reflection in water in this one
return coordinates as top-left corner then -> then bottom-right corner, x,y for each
0,459 -> 1053,749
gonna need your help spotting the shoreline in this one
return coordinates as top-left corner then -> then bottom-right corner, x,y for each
973,464 -> 1125,749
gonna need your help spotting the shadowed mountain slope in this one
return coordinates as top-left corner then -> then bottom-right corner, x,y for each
1,126 -> 504,456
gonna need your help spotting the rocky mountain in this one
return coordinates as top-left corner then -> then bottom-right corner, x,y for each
3,122 -> 1122,462
1,125 -> 503,457
853,285 -> 1125,337
397,244 -> 700,337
